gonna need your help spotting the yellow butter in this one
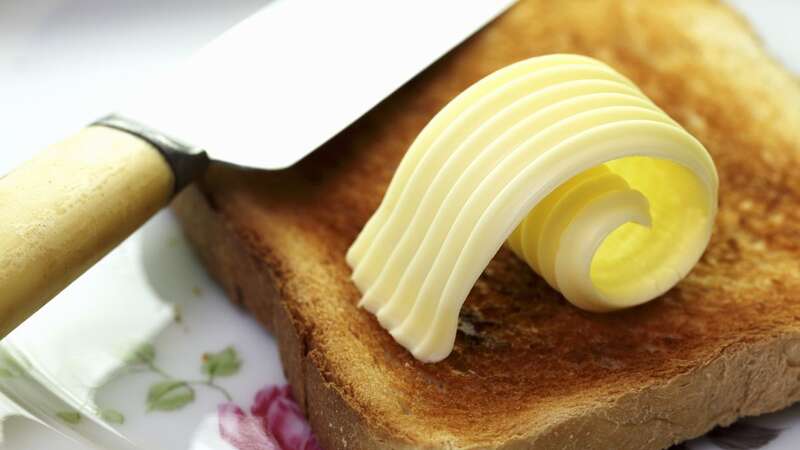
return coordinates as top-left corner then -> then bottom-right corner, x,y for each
346,55 -> 718,363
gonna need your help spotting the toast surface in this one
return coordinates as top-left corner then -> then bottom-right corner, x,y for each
173,0 -> 800,448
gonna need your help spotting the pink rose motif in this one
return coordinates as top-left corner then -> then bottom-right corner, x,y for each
251,385 -> 321,450
219,385 -> 321,450
218,404 -> 279,450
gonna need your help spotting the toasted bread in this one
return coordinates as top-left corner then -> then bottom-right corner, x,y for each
172,0 -> 800,448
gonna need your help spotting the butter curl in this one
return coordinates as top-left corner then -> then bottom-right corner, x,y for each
347,55 -> 718,362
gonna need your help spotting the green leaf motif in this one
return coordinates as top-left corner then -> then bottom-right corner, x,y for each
147,380 -> 194,412
57,411 -> 82,425
0,355 -> 25,377
126,343 -> 156,365
100,409 -> 125,424
202,347 -> 241,378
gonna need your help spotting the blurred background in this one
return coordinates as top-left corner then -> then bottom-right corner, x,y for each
0,0 -> 269,173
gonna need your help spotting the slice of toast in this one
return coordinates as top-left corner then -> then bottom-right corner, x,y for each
172,0 -> 800,448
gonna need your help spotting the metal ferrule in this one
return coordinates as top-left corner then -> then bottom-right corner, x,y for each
93,114 -> 210,194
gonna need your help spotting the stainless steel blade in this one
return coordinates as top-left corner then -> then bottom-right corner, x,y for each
116,0 -> 515,169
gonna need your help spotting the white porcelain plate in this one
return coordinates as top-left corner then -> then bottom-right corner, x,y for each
1,1 -> 799,449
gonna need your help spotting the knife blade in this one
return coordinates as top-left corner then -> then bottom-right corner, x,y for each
120,0 -> 516,169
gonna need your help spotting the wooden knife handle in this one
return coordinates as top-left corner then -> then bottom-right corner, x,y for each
0,126 -> 174,336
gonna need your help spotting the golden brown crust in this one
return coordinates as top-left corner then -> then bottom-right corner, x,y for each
173,0 -> 800,448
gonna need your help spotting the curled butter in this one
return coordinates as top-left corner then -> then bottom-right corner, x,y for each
346,54 -> 718,363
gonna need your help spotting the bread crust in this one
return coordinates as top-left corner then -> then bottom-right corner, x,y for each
173,0 -> 800,448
